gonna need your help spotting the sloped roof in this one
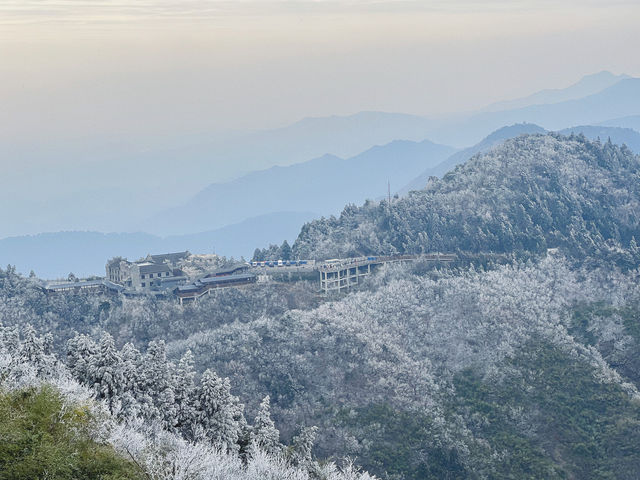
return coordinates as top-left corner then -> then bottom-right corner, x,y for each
200,273 -> 255,285
43,279 -> 124,292
138,263 -> 172,274
177,284 -> 200,292
206,263 -> 250,278
148,251 -> 189,264
44,279 -> 104,289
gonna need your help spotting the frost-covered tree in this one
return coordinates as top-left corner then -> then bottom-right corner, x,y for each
197,368 -> 244,452
280,240 -> 292,261
250,395 -> 282,455
0,325 -> 20,354
139,340 -> 178,428
120,342 -> 142,392
88,332 -> 125,412
19,324 -> 54,374
173,349 -> 198,437
66,333 -> 97,380
291,426 -> 318,469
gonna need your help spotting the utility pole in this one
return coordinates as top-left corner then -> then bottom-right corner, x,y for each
388,180 -> 391,206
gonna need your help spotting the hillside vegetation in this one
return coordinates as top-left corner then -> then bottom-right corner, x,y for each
0,324 -> 376,480
401,122 -> 640,196
0,386 -> 144,480
293,134 -> 640,263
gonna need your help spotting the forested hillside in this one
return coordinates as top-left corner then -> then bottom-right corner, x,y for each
293,133 -> 640,263
3,254 -> 640,478
401,123 -> 640,197
3,133 -> 640,479
558,125 -> 640,153
0,313 -> 375,480
399,123 -> 547,194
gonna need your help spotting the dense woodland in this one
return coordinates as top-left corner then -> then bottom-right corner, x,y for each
2,133 -> 640,479
293,134 -> 640,264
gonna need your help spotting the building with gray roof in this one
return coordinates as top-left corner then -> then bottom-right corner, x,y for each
106,251 -> 191,290
147,251 -> 190,265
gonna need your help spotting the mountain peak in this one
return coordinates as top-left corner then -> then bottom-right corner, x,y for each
482,71 -> 632,113
484,123 -> 547,143
580,70 -> 630,82
295,133 -> 640,261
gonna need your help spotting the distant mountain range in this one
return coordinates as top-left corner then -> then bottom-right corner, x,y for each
482,71 -> 630,112
3,71 -> 639,240
197,73 -> 637,157
227,74 -> 639,163
0,112 -> 442,239
598,115 -> 640,133
142,139 -> 456,235
0,211 -> 316,279
428,77 -> 640,146
248,73 -> 639,152
258,72 -> 639,152
4,70 -> 640,278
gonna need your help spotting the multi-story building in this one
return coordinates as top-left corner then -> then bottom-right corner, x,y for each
106,257 -> 133,285
130,262 -> 173,289
105,251 -> 190,290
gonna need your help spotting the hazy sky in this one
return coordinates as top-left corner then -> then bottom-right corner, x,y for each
1,0 -> 639,144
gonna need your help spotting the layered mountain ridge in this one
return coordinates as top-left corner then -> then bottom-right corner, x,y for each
293,133 -> 640,260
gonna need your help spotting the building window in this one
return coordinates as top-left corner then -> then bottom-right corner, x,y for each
141,282 -> 145,287
141,274 -> 145,279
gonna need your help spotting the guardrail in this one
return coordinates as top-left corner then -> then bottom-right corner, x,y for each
318,253 -> 454,271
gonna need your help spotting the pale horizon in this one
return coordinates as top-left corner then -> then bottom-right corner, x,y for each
1,0 -> 639,141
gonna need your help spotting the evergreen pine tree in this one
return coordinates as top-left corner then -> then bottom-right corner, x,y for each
250,395 -> 281,455
140,340 -> 169,399
141,340 -> 177,427
174,349 -> 198,438
280,240 -> 292,261
291,425 -> 318,468
120,342 -> 142,393
88,332 -> 124,412
197,369 -> 243,453
66,333 -> 97,381
252,248 -> 264,262
20,324 -> 52,374
0,325 -> 20,355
